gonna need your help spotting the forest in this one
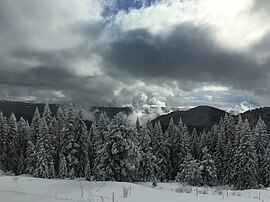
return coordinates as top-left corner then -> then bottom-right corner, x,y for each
0,103 -> 270,190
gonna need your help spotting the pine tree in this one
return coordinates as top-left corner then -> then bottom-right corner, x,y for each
96,113 -> 140,181
59,153 -> 68,179
75,108 -> 88,177
34,134 -> 49,178
223,139 -> 233,185
61,103 -> 78,179
253,117 -> 269,184
152,122 -> 171,181
30,107 -> 41,145
139,125 -> 157,182
261,143 -> 270,187
6,113 -> 19,173
93,112 -> 110,179
25,141 -> 36,174
233,119 -> 258,189
0,112 -> 8,171
87,123 -> 97,176
17,117 -> 30,174
176,125 -> 190,174
200,147 -> 217,186
213,127 -> 226,183
55,106 -> 64,175
176,153 -> 202,186
40,118 -> 55,178
190,128 -> 200,159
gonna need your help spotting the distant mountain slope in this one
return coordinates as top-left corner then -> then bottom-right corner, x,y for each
152,106 -> 226,132
241,107 -> 270,130
0,100 -> 59,123
152,106 -> 270,132
0,100 -> 132,129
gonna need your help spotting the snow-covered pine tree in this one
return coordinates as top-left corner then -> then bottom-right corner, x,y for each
42,103 -> 54,135
25,141 -> 36,174
6,113 -> 19,174
42,104 -> 56,171
223,113 -> 235,142
75,108 -> 88,177
176,153 -> 202,186
261,143 -> 270,187
200,146 -> 217,186
39,118 -> 55,178
176,124 -> 190,174
0,112 -> 8,171
233,119 -> 258,190
166,117 -> 177,179
17,117 -> 30,174
55,106 -> 64,175
30,107 -> 41,145
213,126 -> 225,183
222,139 -> 234,185
198,130 -> 208,157
61,103 -> 78,179
230,115 -> 244,185
253,117 -> 269,184
190,128 -> 200,160
34,121 -> 49,178
59,153 -> 68,179
87,122 -> 97,177
96,112 -> 140,181
138,125 -> 157,182
93,112 -> 110,179
152,122 -> 171,181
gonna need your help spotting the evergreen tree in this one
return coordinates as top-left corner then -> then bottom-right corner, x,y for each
55,106 -> 64,175
139,125 -> 157,182
34,130 -> 49,178
96,113 -> 140,181
75,109 -> 88,177
93,112 -> 110,179
213,127 -> 226,182
61,104 -> 78,179
253,117 -> 269,184
233,119 -> 258,189
190,128 -> 200,159
261,143 -> 270,187
176,153 -> 202,186
0,112 -> 8,171
59,153 -> 68,179
87,123 -> 97,176
6,113 -> 18,173
152,122 -> 171,181
25,141 -> 36,174
176,125 -> 190,173
17,117 -> 30,174
30,107 -> 41,145
200,147 -> 217,186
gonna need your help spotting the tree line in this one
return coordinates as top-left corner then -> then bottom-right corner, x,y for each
0,103 -> 270,190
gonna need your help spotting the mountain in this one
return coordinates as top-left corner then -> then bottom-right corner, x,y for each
241,107 -> 270,130
152,105 -> 270,132
152,106 -> 226,132
0,100 -> 60,122
0,100 -> 132,129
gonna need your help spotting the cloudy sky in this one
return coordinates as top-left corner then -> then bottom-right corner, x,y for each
0,0 -> 270,113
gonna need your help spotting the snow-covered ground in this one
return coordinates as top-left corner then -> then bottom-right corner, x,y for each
0,175 -> 269,202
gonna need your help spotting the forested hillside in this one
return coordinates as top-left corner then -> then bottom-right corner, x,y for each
1,103 -> 270,190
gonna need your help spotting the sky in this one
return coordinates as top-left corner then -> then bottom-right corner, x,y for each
0,0 -> 270,114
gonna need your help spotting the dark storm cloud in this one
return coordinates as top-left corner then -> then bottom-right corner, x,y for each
251,0 -> 270,12
101,23 -> 268,93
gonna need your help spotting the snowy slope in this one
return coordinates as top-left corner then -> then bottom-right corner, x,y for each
0,176 -> 269,202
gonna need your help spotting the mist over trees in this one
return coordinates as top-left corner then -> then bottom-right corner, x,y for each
0,104 -> 270,190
